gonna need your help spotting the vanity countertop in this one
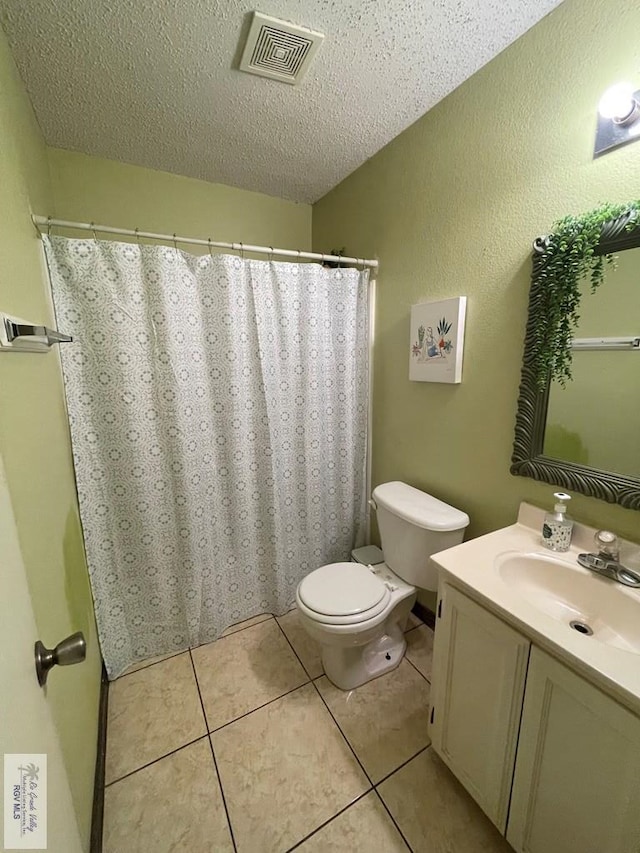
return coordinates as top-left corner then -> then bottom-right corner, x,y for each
431,502 -> 640,715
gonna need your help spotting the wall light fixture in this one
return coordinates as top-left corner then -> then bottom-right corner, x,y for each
594,82 -> 640,157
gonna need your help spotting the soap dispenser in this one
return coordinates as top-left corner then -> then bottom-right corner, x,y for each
542,492 -> 573,552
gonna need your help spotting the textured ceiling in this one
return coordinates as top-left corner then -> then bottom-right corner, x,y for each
0,0 -> 562,203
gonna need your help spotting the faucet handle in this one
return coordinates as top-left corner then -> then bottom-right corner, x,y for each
594,530 -> 620,561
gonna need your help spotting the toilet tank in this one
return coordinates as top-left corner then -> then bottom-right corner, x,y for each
372,481 -> 469,591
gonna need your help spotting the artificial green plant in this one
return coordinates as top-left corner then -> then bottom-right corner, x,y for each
532,200 -> 640,388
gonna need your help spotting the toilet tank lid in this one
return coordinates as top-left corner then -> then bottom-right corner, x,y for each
372,481 -> 469,532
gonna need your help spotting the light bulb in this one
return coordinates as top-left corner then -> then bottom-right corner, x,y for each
598,82 -> 637,122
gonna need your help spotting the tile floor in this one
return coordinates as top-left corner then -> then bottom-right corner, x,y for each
103,610 -> 512,852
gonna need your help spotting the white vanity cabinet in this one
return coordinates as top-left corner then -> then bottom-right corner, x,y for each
507,646 -> 640,853
429,583 -> 530,832
430,582 -> 640,853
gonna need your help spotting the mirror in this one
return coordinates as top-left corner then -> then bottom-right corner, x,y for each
544,247 -> 640,477
511,208 -> 640,509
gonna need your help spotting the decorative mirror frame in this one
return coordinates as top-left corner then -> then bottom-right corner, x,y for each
511,208 -> 640,509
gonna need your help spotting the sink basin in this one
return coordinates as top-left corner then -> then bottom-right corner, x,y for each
495,551 -> 640,655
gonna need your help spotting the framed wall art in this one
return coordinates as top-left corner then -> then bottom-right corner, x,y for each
409,297 -> 467,383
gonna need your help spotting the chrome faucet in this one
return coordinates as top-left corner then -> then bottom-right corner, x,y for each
577,530 -> 640,589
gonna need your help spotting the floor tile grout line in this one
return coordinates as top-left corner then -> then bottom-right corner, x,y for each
404,654 -> 431,684
274,615 -> 427,853
104,733 -> 210,788
310,678 -> 374,785
273,615 -> 320,682
115,615 -> 276,681
275,617 -> 432,794
116,609 -> 346,682
188,649 -> 238,853
221,613 -> 273,634
108,615 -> 427,849
283,788 -> 374,852
372,787 -> 414,853
198,614 -> 275,646
373,744 -> 435,852
116,649 -> 186,680
374,744 -> 431,788
272,620 -> 377,787
205,738 -> 238,853
207,679 -> 312,735
196,614 -> 368,851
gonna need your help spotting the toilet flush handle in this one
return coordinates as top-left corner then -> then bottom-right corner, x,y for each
368,498 -> 377,512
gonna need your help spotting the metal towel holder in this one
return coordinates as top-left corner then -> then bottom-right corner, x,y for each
4,318 -> 73,346
0,314 -> 73,352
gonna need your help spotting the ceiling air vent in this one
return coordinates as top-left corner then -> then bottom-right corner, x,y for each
239,12 -> 324,85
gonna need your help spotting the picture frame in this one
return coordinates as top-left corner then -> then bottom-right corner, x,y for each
409,297 -> 467,383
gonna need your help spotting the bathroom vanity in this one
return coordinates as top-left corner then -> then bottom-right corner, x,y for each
428,503 -> 640,853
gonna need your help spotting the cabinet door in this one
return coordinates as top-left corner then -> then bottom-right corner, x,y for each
507,647 -> 640,853
429,583 -> 530,832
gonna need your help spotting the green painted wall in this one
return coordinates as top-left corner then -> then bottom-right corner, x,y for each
313,0 -> 640,546
0,29 -> 100,851
48,148 -> 312,252
2,35 -> 311,852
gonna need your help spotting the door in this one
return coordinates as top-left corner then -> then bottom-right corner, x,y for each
507,647 -> 640,853
429,583 -> 530,832
0,451 -> 82,852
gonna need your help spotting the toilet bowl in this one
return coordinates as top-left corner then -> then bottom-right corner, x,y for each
296,560 -> 416,689
296,481 -> 469,690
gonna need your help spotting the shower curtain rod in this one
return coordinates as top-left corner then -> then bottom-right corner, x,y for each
32,216 -> 379,270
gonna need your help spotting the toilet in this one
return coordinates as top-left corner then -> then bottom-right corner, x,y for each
296,481 -> 469,690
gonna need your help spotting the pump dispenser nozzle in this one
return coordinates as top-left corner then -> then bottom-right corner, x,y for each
553,492 -> 571,517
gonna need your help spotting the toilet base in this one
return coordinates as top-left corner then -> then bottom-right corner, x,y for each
321,623 -> 407,690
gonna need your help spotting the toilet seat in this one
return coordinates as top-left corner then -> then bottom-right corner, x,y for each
297,562 -> 391,625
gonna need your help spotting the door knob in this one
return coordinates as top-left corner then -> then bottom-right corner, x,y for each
34,632 -> 86,687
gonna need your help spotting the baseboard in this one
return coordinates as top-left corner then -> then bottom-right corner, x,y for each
90,663 -> 109,853
412,600 -> 436,630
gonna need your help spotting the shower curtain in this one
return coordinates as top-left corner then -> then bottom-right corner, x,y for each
44,236 -> 369,678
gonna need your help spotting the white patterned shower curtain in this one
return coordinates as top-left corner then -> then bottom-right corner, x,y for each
44,236 -> 369,678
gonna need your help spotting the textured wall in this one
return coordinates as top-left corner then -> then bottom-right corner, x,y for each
1,81 -> 311,853
313,0 -> 640,545
0,28 -> 100,851
48,148 -> 312,252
